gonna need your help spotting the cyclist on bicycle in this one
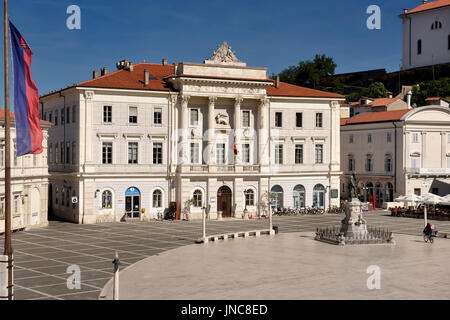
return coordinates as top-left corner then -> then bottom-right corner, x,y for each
423,223 -> 433,237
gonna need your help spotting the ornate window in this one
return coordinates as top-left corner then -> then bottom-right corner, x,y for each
103,106 -> 112,123
153,142 -> 163,164
385,156 -> 392,172
244,189 -> 255,206
193,189 -> 203,207
275,144 -> 283,164
154,108 -> 162,125
152,190 -> 162,208
315,144 -> 323,164
366,154 -> 373,172
295,144 -> 303,164
348,156 -> 355,171
129,106 -> 138,124
102,190 -> 112,209
293,185 -> 305,208
275,112 -> 282,127
315,113 -> 323,128
431,20 -> 442,30
190,109 -> 199,126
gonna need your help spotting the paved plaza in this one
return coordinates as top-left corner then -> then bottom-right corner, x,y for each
101,232 -> 450,300
1,211 -> 450,300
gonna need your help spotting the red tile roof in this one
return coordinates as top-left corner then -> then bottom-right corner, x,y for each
0,108 -> 14,120
368,98 -> 401,108
41,62 -> 344,99
344,109 -> 411,125
340,118 -> 349,126
405,0 -> 450,15
0,108 -> 51,125
267,81 -> 344,98
78,63 -> 175,92
425,97 -> 441,101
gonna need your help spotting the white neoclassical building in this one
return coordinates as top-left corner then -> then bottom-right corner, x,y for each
0,110 -> 50,232
400,0 -> 450,70
341,106 -> 450,208
40,43 -> 344,223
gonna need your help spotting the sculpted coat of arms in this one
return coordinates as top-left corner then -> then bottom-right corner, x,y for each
204,42 -> 246,66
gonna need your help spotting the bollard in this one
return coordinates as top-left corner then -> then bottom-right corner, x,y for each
112,252 -> 120,300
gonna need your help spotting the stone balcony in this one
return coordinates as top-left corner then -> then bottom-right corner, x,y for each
181,164 -> 260,174
405,167 -> 450,177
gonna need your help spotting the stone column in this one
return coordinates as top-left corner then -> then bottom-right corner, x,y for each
441,132 -> 447,168
207,96 -> 217,165
329,101 -> 340,171
258,98 -> 270,169
170,95 -> 178,168
234,96 -> 243,165
234,178 -> 244,218
421,132 -> 426,168
180,95 -> 190,165
207,177 -> 217,219
81,91 -> 94,167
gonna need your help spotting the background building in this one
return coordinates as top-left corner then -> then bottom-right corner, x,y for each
0,109 -> 50,233
341,106 -> 450,207
400,0 -> 450,70
40,43 -> 344,223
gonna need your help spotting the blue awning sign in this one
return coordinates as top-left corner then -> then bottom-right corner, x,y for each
125,187 -> 140,196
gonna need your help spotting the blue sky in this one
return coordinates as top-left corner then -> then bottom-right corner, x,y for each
1,0 -> 425,101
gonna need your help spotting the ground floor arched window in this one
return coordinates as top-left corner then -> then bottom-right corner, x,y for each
153,189 -> 162,208
270,185 -> 284,209
293,185 -> 305,208
193,189 -> 203,207
244,189 -> 255,207
313,184 -> 325,209
102,190 -> 112,209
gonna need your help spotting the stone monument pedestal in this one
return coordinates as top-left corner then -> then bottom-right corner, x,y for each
340,199 -> 368,239
315,198 -> 395,245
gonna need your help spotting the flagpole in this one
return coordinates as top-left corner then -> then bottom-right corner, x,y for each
3,0 -> 13,300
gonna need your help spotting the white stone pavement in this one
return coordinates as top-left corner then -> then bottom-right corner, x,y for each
100,232 -> 450,300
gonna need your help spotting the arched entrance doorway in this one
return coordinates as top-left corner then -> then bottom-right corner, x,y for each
217,186 -> 232,218
125,187 -> 141,219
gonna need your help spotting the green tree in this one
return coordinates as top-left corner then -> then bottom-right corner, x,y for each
361,82 -> 387,98
412,78 -> 450,106
277,54 -> 337,89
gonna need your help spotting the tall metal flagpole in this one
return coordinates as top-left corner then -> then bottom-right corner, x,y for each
3,0 -> 14,300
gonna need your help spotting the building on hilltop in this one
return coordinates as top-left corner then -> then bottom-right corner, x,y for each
400,0 -> 450,70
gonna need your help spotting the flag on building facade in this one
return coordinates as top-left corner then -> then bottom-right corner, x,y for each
9,21 -> 43,156
233,136 -> 238,155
